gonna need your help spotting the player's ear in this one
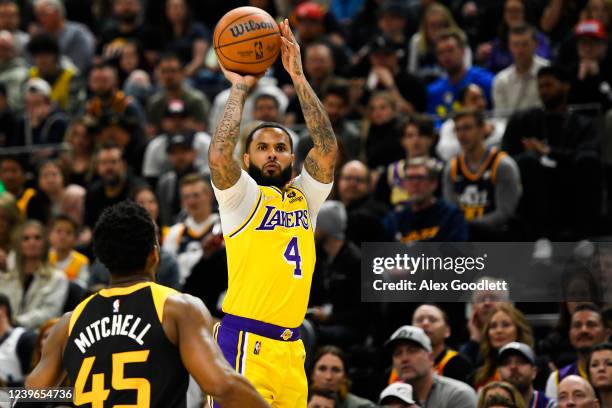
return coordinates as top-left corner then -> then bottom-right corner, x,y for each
243,152 -> 250,169
146,244 -> 160,278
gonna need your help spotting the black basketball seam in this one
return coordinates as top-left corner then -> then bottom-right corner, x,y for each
214,11 -> 277,49
215,31 -> 280,51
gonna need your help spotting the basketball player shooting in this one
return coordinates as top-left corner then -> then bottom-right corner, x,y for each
208,19 -> 337,407
24,201 -> 269,408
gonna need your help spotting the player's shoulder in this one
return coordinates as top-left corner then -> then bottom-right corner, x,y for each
163,292 -> 213,327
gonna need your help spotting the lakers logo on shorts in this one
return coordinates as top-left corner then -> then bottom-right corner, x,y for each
281,329 -> 293,341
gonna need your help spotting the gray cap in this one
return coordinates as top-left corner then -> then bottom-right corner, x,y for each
315,200 -> 347,240
498,342 -> 536,365
385,325 -> 432,353
379,382 -> 417,405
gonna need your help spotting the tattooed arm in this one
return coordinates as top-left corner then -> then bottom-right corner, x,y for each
208,68 -> 260,189
279,19 -> 337,184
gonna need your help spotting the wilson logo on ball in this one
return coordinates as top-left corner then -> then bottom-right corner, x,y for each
230,20 -> 275,37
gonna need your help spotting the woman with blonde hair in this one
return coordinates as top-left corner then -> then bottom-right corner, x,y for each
475,304 -> 534,389
0,220 -> 68,329
478,381 -> 527,408
408,2 -> 473,83
0,193 -> 22,272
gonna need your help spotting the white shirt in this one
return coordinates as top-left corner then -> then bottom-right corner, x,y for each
142,131 -> 211,178
493,55 -> 549,114
211,168 -> 332,234
436,117 -> 507,162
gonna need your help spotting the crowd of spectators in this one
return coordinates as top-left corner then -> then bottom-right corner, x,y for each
2,0 -> 612,407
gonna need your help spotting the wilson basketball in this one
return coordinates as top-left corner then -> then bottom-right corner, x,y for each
213,7 -> 281,75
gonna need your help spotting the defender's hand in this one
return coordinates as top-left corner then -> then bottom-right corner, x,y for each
279,19 -> 304,79
219,64 -> 261,89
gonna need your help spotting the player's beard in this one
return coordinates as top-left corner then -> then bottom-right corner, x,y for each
248,163 -> 293,188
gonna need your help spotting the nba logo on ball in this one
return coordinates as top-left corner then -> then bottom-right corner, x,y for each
254,41 -> 264,60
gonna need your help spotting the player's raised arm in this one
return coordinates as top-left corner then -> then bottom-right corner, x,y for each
166,293 -> 270,408
208,67 -> 261,190
26,313 -> 70,388
279,19 -> 337,183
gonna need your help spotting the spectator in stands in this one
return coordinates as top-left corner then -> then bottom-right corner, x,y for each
297,80 -> 361,170
475,304 -> 534,389
546,304 -> 611,399
376,114 -> 438,207
0,293 -> 34,387
162,173 -> 219,286
408,3 -> 472,84
498,342 -> 555,408
337,160 -> 388,245
0,220 -> 68,329
442,109 -> 521,240
59,119 -> 95,187
557,375 -> 600,408
0,83 -> 15,147
0,30 -> 27,111
568,19 -> 612,111
308,388 -> 338,408
540,0 -> 586,48
386,325 -> 478,407
476,0 -> 551,74
427,29 -> 494,123
412,303 -> 474,385
0,156 -> 36,216
365,91 -> 404,169
478,381 -> 527,408
32,0 -> 95,73
115,39 -> 146,88
156,132 -> 200,226
0,193 -> 21,272
147,52 -> 210,134
162,0 -> 211,79
492,24 -> 549,113
47,215 -> 88,288
437,84 -> 506,161
383,157 -> 468,242
26,33 -> 85,116
0,0 -> 28,54
363,34 -> 427,115
501,66 -> 601,240
12,78 -> 68,151
482,394 -> 521,408
588,342 -> 612,407
310,345 -> 376,408
142,100 -> 210,184
81,143 -> 144,243
378,382 -> 419,408
253,93 -> 282,124
374,1 -> 411,69
309,201 -> 364,348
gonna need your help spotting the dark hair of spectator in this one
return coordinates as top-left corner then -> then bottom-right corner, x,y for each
49,214 -> 79,234
158,51 -> 183,67
307,387 -> 338,404
323,80 -> 351,106
310,345 -> 351,398
483,393 -> 518,408
435,28 -> 467,48
95,141 -> 124,158
13,220 -> 51,281
254,93 -> 280,110
509,23 -> 537,41
0,154 -> 26,170
90,61 -> 119,78
402,114 -> 436,139
27,33 -> 60,57
453,108 -> 485,127
537,65 -> 570,83
416,303 -> 451,326
572,303 -> 608,327
93,200 -> 157,276
478,381 -> 526,408
587,342 -> 612,387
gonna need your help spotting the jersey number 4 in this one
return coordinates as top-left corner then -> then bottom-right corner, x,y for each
74,350 -> 150,408
284,236 -> 302,278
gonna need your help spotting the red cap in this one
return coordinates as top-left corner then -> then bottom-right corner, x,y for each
295,2 -> 325,21
575,19 -> 607,40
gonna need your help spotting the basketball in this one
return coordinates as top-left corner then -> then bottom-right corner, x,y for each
213,7 -> 281,75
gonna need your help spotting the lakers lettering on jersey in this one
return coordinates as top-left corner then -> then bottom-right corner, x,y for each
63,282 -> 189,408
450,147 -> 506,221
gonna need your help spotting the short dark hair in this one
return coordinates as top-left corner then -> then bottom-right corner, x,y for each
254,93 -> 280,109
90,62 -> 118,78
509,23 -> 537,41
458,84 -> 484,104
453,108 -> 485,127
50,214 -> 79,234
158,52 -> 183,67
245,122 -> 294,153
27,33 -> 60,57
537,65 -> 570,83
95,141 -> 124,158
435,28 -> 467,48
403,114 -> 435,138
311,345 -> 348,374
572,303 -> 607,327
587,342 -> 612,383
93,200 -> 157,275
308,388 -> 338,404
323,80 -> 350,106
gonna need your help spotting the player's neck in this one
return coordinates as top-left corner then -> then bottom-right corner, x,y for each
109,274 -> 152,287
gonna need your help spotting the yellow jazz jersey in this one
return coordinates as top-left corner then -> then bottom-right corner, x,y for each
223,184 -> 315,328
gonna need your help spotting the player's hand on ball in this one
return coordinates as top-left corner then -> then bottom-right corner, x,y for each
279,19 -> 303,78
219,63 -> 262,89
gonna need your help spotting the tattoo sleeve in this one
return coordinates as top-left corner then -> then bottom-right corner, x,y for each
293,76 -> 337,183
208,83 -> 248,189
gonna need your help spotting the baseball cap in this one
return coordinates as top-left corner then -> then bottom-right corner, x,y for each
379,382 -> 417,405
498,342 -> 536,365
369,34 -> 398,55
385,325 -> 432,353
165,99 -> 187,117
166,132 -> 195,152
378,0 -> 408,17
26,78 -> 51,98
316,200 -> 347,240
295,1 -> 325,21
575,19 -> 607,40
